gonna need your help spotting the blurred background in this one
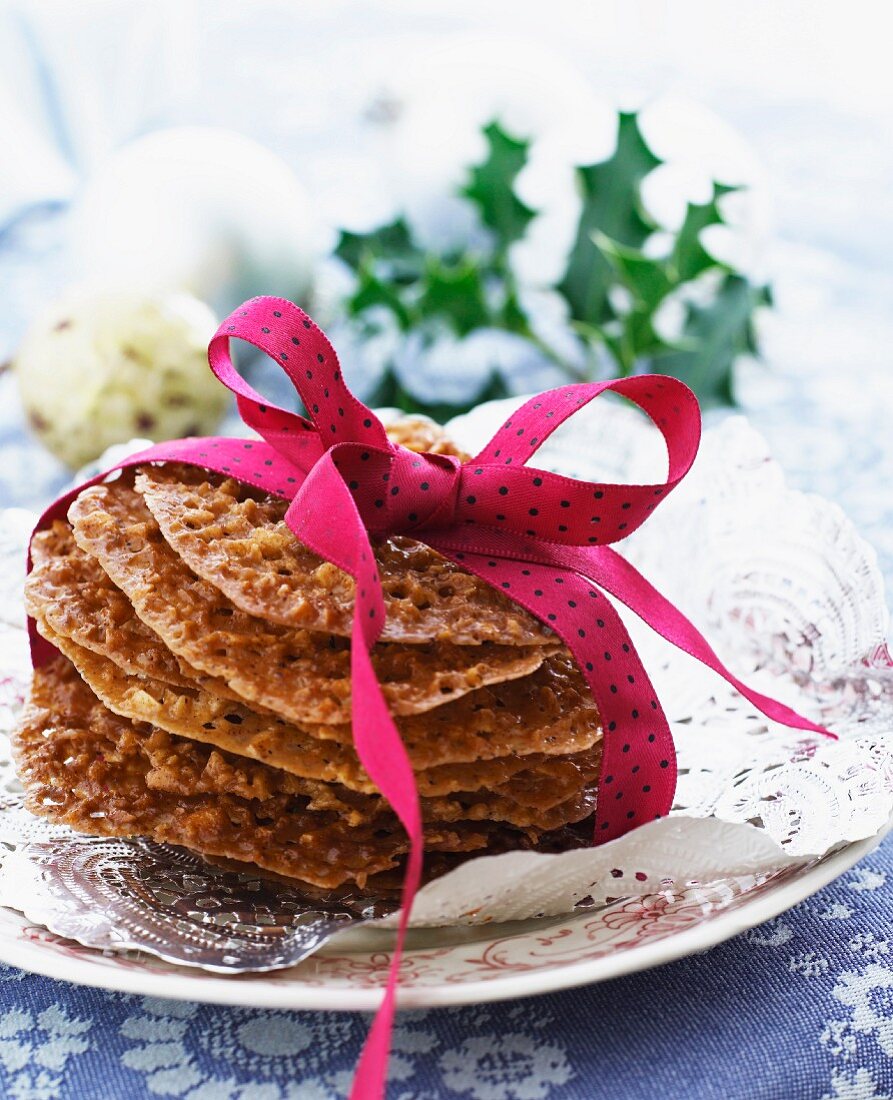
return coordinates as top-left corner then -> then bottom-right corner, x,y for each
1,0 -> 892,582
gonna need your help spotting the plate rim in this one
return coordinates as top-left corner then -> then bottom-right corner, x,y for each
0,825 -> 886,1012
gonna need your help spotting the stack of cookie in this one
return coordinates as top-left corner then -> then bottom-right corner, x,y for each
14,423 -> 603,894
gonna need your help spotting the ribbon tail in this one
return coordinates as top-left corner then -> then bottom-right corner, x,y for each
347,615 -> 423,1100
586,546 -> 835,739
285,460 -> 422,1100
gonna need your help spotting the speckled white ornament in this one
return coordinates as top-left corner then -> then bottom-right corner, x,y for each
14,289 -> 226,468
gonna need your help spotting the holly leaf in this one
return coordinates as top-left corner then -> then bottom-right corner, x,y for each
557,112 -> 662,325
649,275 -> 771,407
594,233 -> 673,313
418,256 -> 491,336
365,361 -> 512,422
346,260 -> 413,328
335,218 -> 423,283
671,182 -> 737,283
463,121 -> 537,254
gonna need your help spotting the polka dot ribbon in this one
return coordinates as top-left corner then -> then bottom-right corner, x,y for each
27,296 -> 836,1100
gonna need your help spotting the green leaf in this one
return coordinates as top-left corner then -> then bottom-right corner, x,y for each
649,274 -> 771,407
365,361 -> 512,422
346,261 -> 413,329
418,256 -> 491,336
335,218 -> 423,283
557,112 -> 662,325
670,182 -> 736,283
462,121 -> 537,254
594,233 -> 673,313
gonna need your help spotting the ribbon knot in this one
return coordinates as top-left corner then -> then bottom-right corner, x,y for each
311,441 -> 463,540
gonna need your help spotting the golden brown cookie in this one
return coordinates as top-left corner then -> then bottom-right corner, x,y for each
134,464 -> 553,644
13,660 -> 593,888
67,482 -> 554,723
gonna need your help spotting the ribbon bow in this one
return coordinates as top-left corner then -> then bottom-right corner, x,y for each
29,296 -> 833,1100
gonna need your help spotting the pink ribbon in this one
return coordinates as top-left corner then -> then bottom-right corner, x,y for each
28,296 -> 834,1099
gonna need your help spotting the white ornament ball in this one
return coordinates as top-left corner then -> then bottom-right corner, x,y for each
15,289 -> 226,468
68,127 -> 322,315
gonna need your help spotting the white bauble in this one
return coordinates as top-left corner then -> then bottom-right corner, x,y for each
14,288 -> 225,468
68,127 -> 323,315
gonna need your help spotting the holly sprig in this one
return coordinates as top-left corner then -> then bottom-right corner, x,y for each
332,111 -> 770,416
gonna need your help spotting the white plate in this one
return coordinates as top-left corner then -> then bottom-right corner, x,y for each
0,828 -> 884,1011
1,405 -> 891,1011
